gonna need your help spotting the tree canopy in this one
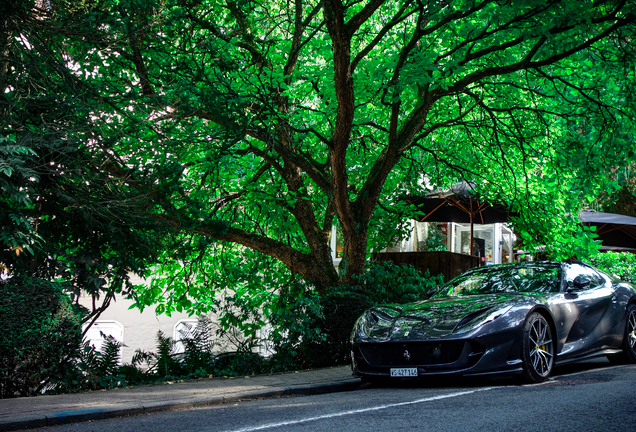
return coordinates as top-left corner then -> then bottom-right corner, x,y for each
2,0 -> 636,313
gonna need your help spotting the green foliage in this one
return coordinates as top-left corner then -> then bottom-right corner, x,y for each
213,352 -> 266,377
265,281 -> 327,370
1,3 -> 171,324
152,331 -> 185,378
0,138 -> 42,257
177,317 -> 216,374
51,335 -> 127,393
0,276 -> 82,398
589,252 -> 636,284
293,262 -> 442,368
298,291 -> 375,369
47,317 -> 233,393
4,0 -> 635,299
89,334 -> 123,378
353,261 -> 444,305
424,224 -> 448,252
266,262 -> 442,369
594,164 -> 636,217
0,135 -> 166,327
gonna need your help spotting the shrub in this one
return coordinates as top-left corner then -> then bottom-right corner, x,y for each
50,335 -> 127,393
177,316 -> 216,374
297,262 -> 442,369
122,318 -> 219,382
353,260 -> 444,304
265,281 -> 326,371
213,352 -> 266,376
0,276 -> 82,398
589,252 -> 636,284
298,291 -> 374,369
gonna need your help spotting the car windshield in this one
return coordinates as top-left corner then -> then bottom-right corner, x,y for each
438,263 -> 562,297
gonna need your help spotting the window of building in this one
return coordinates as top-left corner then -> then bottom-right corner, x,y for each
173,319 -> 201,354
454,223 -> 495,262
83,320 -> 124,365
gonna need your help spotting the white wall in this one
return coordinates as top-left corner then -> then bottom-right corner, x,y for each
81,295 -> 194,364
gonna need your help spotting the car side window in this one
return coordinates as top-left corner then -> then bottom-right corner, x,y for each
565,264 -> 604,291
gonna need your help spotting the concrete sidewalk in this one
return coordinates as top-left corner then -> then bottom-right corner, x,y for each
0,366 -> 360,431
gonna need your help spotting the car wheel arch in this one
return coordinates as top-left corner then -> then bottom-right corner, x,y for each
530,305 -> 556,329
527,306 -> 559,353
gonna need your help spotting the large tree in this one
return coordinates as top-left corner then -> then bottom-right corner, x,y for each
1,0 -> 166,325
2,0 -> 636,305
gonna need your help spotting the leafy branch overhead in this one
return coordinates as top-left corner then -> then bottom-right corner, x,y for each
2,1 -> 635,304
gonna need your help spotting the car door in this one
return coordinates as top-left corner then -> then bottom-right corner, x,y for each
556,263 -> 621,359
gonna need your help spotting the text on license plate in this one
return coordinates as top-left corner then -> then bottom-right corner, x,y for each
390,368 -> 418,377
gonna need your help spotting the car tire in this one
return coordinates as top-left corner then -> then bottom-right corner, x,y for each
607,304 -> 636,365
520,312 -> 554,383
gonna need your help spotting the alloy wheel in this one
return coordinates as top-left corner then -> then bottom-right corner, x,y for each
528,316 -> 553,377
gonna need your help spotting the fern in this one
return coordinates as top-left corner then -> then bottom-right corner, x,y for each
152,331 -> 183,377
178,317 -> 216,374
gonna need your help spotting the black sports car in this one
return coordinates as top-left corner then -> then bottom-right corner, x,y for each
351,261 -> 636,383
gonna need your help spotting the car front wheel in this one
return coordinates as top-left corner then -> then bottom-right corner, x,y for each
521,312 -> 554,383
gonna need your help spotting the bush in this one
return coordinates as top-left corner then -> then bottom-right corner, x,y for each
353,261 -> 444,304
264,281 -> 326,371
213,352 -> 266,376
177,316 -> 216,374
297,262 -> 442,369
589,252 -> 636,284
19,262 -> 444,395
298,291 -> 374,369
0,276 -> 82,398
51,335 -> 128,393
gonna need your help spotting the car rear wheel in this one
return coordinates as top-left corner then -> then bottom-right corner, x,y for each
607,304 -> 636,365
521,313 -> 554,383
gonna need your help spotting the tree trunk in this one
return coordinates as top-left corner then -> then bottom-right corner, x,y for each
340,225 -> 368,285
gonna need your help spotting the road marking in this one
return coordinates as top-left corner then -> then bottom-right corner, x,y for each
220,387 -> 498,432
221,364 -> 626,431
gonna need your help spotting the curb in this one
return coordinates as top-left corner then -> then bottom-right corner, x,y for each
0,379 -> 361,432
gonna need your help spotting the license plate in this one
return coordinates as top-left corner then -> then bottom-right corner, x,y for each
390,368 -> 418,377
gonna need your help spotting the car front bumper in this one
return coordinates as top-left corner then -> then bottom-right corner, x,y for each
351,327 -> 524,378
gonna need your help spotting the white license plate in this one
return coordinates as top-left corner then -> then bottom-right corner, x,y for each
390,368 -> 418,377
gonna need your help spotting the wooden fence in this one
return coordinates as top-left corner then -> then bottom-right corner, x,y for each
371,251 -> 480,282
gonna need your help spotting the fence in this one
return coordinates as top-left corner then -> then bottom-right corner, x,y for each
371,251 -> 480,282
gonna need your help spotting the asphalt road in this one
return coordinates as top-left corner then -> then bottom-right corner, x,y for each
26,360 -> 636,432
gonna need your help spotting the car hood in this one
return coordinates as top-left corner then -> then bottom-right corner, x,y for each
356,294 -> 525,342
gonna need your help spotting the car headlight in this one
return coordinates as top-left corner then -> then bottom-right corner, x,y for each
351,306 -> 400,342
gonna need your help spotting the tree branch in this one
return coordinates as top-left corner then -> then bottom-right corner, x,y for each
345,0 -> 387,36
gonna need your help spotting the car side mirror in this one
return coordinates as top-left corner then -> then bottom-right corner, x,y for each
568,276 -> 591,292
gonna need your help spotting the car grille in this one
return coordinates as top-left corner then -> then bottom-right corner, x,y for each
358,341 -> 466,366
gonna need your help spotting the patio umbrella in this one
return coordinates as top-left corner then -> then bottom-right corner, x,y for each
579,210 -> 636,251
407,183 -> 516,256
